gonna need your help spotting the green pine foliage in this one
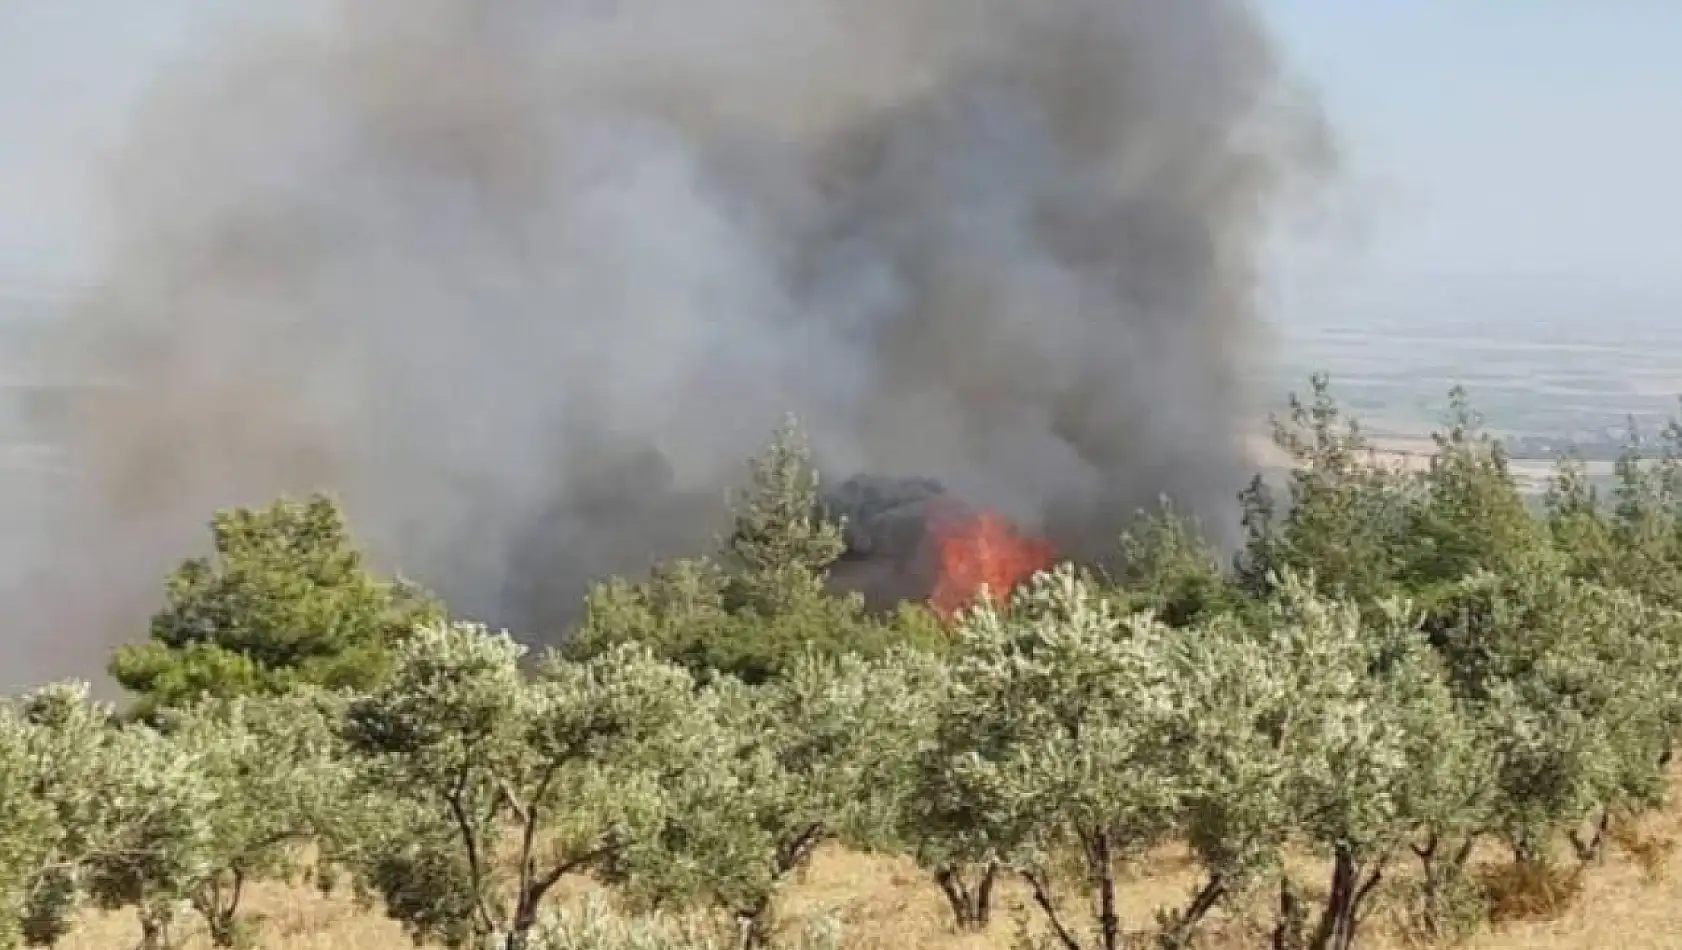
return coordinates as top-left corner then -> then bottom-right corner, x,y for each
109,494 -> 442,719
568,419 -> 938,684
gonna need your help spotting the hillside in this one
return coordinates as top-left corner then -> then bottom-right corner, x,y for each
8,384 -> 1682,950
56,791 -> 1682,950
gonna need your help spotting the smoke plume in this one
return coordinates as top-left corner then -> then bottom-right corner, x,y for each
7,0 -> 1330,687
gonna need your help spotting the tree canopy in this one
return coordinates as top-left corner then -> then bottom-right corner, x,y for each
7,378 -> 1682,950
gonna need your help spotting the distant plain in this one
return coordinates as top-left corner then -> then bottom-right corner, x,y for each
1263,303 -> 1682,494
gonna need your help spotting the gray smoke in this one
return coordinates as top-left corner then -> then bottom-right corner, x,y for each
7,0 -> 1330,687
821,474 -> 952,609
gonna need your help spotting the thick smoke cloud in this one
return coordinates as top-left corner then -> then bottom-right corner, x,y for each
7,0 -> 1329,687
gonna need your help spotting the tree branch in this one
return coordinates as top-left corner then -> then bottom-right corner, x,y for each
531,842 -> 616,899
1170,873 -> 1227,944
445,769 -> 499,935
1570,809 -> 1613,864
774,822 -> 828,878
1022,867 -> 1084,950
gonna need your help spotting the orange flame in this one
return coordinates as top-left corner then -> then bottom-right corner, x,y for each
927,505 -> 1057,621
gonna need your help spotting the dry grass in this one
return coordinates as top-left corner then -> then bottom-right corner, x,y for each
60,799 -> 1682,950
1477,861 -> 1586,926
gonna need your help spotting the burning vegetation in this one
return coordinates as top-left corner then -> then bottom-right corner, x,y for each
926,504 -> 1058,620
821,474 -> 1058,621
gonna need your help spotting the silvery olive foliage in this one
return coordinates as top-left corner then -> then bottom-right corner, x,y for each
923,565 -> 1186,950
0,698 -> 63,950
1154,611 -> 1300,945
612,648 -> 943,948
921,564 -> 1484,950
77,725 -> 218,950
1255,576 -> 1480,950
152,689 -> 353,947
0,684 -> 216,950
342,621 -> 709,950
1430,568 -> 1682,865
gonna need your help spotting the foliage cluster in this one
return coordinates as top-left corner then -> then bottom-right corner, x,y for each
5,382 -> 1682,950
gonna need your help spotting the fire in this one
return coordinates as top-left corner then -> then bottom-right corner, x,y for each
927,505 -> 1057,621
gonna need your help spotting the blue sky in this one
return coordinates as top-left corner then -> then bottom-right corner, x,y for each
3,2 -> 1679,329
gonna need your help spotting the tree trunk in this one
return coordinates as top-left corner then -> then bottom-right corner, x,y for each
1510,831 -> 1546,869
137,904 -> 174,950
1309,846 -> 1383,950
1092,832 -> 1120,950
505,883 -> 548,950
729,824 -> 826,950
1570,810 -> 1613,866
198,868 -> 246,949
736,896 -> 775,950
1022,868 -> 1084,950
1272,877 -> 1308,950
934,862 -> 998,931
206,912 -> 236,949
1413,834 -> 1476,940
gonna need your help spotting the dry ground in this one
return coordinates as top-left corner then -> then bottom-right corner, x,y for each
60,786 -> 1682,950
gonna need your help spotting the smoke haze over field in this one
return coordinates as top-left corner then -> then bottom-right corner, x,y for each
4,0 -> 1329,687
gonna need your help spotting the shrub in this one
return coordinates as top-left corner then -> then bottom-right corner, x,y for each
1477,861 -> 1584,924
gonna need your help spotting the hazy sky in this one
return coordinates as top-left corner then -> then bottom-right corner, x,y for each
2,2 -> 1679,326
1265,2 -> 1682,328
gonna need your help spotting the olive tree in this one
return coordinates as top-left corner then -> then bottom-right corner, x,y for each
153,690 -> 352,946
1152,613 -> 1299,947
78,725 -> 217,950
1428,570 -> 1682,867
921,566 -> 1184,950
342,621 -> 705,950
615,649 -> 942,948
2,684 -> 216,950
902,656 -> 1011,934
0,699 -> 59,950
1262,576 -> 1482,950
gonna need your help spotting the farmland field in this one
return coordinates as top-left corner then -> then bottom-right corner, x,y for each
1262,303 -> 1682,493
